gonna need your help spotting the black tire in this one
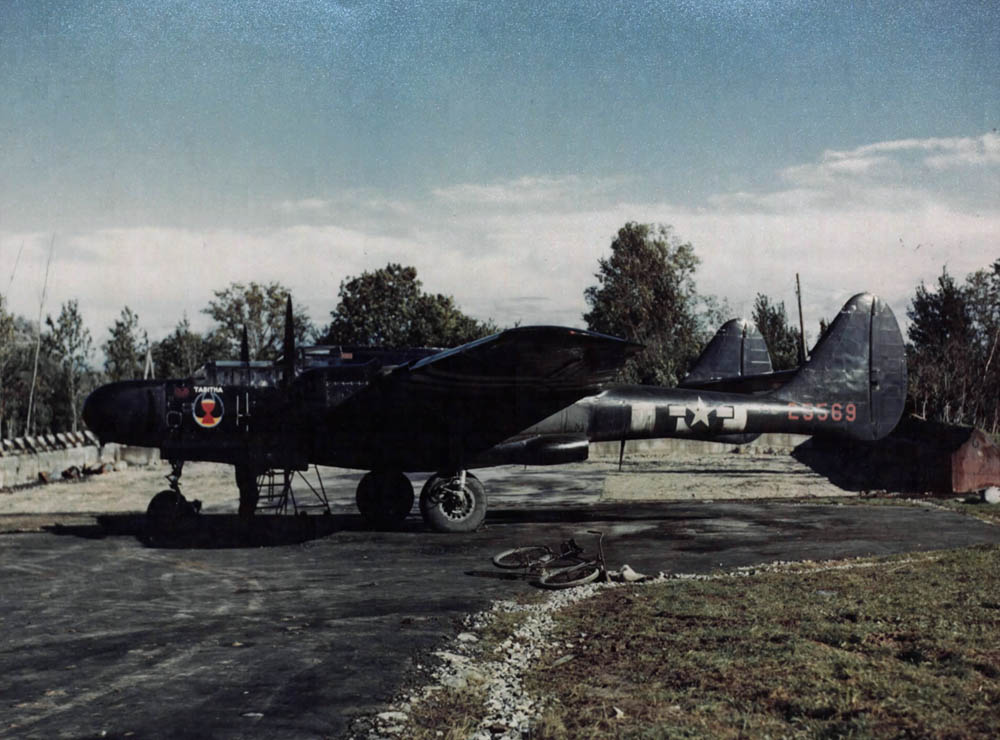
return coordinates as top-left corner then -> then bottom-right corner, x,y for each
538,562 -> 602,589
492,546 -> 553,569
145,489 -> 199,538
356,471 -> 414,529
419,473 -> 487,533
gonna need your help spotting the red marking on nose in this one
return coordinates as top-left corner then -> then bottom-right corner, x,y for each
199,398 -> 219,427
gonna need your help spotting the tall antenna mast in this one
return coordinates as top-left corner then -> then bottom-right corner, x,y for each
25,235 -> 55,436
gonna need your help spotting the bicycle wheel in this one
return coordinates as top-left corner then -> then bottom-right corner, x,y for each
538,562 -> 602,589
492,546 -> 553,569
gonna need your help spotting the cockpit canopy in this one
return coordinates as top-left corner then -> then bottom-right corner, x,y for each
192,345 -> 442,386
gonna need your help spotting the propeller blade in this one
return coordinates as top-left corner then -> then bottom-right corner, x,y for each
240,326 -> 250,365
283,295 -> 295,385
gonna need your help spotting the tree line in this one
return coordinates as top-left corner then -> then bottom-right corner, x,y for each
0,221 -> 995,438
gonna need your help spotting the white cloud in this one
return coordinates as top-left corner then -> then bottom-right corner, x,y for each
274,198 -> 330,214
432,175 -> 625,206
822,132 -> 1000,170
3,132 -> 997,355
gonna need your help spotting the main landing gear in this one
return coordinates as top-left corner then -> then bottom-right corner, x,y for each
355,470 -> 487,533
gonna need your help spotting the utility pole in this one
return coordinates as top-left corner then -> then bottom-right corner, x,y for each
795,273 -> 807,365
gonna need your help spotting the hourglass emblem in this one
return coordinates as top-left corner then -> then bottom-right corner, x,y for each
193,391 -> 224,428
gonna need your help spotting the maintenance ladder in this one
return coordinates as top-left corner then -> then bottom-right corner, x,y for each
256,467 -> 331,515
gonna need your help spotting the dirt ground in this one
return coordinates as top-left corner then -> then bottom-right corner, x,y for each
0,452 -> 855,533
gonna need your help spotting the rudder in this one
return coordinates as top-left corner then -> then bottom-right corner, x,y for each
773,293 -> 906,441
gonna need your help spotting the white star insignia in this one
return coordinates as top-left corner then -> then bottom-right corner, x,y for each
689,397 -> 711,428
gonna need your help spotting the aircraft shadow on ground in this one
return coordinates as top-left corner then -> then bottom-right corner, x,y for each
39,503 -> 712,549
791,417 -> 978,495
42,512 -> 390,549
482,505 -> 716,526
606,466 -> 800,477
792,441 -> 938,493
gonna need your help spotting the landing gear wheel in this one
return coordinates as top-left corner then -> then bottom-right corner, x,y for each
356,471 -> 414,529
537,563 -> 602,589
419,472 -> 487,533
145,489 -> 200,539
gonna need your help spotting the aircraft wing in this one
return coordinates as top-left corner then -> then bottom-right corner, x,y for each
406,326 -> 638,388
302,326 -> 641,470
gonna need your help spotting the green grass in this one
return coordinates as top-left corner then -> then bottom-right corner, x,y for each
405,682 -> 486,740
526,546 -> 1000,738
932,497 -> 1000,525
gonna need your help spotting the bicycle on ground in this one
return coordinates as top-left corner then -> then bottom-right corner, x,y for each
492,530 -> 607,588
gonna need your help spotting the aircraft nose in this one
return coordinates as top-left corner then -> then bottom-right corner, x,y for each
83,381 -> 164,445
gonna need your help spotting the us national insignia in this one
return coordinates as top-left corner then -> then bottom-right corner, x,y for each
193,391 -> 224,429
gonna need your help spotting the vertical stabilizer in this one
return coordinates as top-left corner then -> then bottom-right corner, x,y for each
681,319 -> 773,386
773,293 -> 906,440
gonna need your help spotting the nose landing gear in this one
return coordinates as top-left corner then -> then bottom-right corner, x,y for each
145,460 -> 202,540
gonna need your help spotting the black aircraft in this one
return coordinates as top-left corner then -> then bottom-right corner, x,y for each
83,292 -> 906,533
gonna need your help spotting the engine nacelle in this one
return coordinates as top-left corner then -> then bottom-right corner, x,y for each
469,434 -> 589,467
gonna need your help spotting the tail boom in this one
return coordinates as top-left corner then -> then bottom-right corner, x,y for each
528,293 -> 907,445
579,386 -> 884,443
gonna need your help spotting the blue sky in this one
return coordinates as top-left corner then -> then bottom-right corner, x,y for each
1,1 -> 998,345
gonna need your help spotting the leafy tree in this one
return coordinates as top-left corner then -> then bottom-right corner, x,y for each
151,316 -> 228,378
583,222 -> 711,385
0,314 -> 56,437
964,261 -> 1000,431
0,295 -> 17,438
906,269 -> 975,424
203,282 -> 313,361
752,293 -> 801,370
322,264 -> 496,347
104,306 -> 149,382
44,300 -> 93,432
